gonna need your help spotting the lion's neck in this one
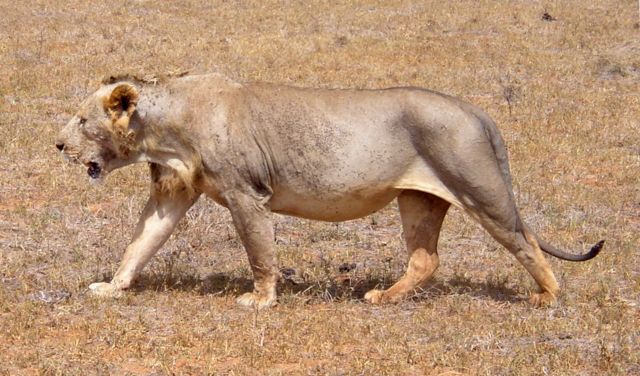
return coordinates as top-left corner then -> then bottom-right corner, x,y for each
131,96 -> 204,191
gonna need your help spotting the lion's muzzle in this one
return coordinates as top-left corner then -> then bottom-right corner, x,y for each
56,141 -> 102,179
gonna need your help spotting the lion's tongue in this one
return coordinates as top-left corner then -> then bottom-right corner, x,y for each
87,162 -> 101,179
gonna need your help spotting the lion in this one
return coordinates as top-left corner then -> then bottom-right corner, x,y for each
55,73 -> 603,309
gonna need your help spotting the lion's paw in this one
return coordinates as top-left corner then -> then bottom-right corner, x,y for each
235,292 -> 277,310
88,282 -> 124,298
364,289 -> 385,304
528,291 -> 557,307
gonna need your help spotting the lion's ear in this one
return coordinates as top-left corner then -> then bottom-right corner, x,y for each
104,83 -> 139,134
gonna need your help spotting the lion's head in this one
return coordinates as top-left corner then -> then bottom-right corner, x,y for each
55,83 -> 139,180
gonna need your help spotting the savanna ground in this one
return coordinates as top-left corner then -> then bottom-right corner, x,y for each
0,0 -> 639,374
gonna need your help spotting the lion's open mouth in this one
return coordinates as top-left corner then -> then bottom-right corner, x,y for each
86,162 -> 102,179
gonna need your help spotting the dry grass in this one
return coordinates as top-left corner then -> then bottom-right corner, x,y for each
1,0 -> 639,374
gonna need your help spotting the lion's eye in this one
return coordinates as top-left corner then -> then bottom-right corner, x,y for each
78,118 -> 87,127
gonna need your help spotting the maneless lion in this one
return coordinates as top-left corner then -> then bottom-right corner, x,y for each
55,73 -> 603,308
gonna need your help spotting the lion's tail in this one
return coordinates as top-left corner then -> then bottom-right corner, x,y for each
536,237 -> 605,262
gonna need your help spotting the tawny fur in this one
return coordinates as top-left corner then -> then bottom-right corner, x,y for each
55,73 -> 603,310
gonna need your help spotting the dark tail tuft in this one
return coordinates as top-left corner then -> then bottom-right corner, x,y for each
587,240 -> 606,259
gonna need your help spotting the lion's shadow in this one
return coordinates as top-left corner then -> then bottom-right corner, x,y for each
123,269 -> 523,304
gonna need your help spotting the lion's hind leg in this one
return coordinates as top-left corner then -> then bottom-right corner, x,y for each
510,226 -> 560,306
462,199 -> 560,306
365,190 -> 450,304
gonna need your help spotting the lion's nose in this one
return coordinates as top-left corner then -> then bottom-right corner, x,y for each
56,143 -> 64,152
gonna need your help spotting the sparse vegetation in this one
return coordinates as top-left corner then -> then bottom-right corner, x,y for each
0,0 -> 638,374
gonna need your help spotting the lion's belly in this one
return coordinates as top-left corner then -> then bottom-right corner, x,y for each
269,186 -> 402,222
267,156 -> 462,222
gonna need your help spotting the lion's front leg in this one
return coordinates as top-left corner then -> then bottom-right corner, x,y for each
224,191 -> 279,310
89,192 -> 198,297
